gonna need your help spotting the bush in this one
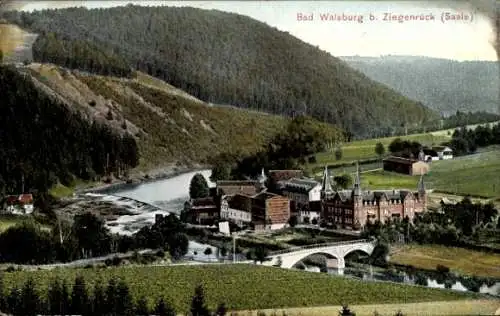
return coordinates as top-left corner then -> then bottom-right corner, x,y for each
156,249 -> 165,258
436,264 -> 450,274
88,100 -> 96,107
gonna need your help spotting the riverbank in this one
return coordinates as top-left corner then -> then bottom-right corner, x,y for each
76,163 -> 211,195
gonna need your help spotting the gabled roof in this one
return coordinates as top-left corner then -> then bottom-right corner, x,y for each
268,170 -> 304,182
19,194 -> 33,204
280,178 -> 321,193
383,156 -> 419,165
190,197 -> 216,207
226,194 -> 252,211
216,180 -> 258,196
432,146 -> 452,152
252,191 -> 281,201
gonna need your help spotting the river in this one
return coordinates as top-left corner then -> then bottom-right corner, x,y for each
96,169 -> 219,261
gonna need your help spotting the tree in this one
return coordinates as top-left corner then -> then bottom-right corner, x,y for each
0,50 -> 3,63
388,138 -> 404,153
375,142 -> 385,159
61,282 -> 71,315
105,278 -> 118,315
155,298 -> 176,316
335,147 -> 343,161
189,173 -> 210,199
253,246 -> 269,264
20,278 -> 40,316
6,287 -> 21,315
92,282 -> 106,316
288,215 -> 298,227
204,247 -> 213,256
190,284 -> 210,316
135,296 -> 150,316
48,278 -> 63,315
334,175 -> 351,189
210,163 -> 231,182
339,304 -> 356,316
167,232 -> 189,260
73,212 -> 111,258
71,276 -> 89,316
116,280 -> 134,316
215,303 -> 227,316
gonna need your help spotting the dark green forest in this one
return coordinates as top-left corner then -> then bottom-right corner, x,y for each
2,6 -> 437,138
0,65 -> 139,195
32,32 -> 132,78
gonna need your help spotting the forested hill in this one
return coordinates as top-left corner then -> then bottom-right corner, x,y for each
1,6 -> 437,138
341,55 -> 500,116
0,65 -> 140,195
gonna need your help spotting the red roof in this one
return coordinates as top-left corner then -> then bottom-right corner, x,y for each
4,194 -> 33,205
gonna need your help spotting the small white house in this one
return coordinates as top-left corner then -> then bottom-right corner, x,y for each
2,194 -> 34,215
433,146 -> 453,160
220,195 -> 252,227
279,178 -> 322,206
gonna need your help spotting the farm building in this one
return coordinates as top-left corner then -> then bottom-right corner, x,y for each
383,156 -> 430,175
432,146 -> 453,160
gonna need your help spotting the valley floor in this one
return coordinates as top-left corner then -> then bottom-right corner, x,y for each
243,299 -> 500,316
389,244 -> 500,278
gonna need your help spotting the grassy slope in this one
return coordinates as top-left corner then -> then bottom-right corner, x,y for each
390,244 -> 500,278
357,149 -> 500,198
312,132 -> 452,169
247,300 -> 500,316
25,63 -> 342,172
2,264 -> 479,312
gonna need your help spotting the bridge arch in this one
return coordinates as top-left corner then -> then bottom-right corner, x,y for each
288,252 -> 340,269
267,239 -> 377,271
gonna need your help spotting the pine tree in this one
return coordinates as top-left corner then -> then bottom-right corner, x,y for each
155,297 -> 176,316
6,287 -> 21,315
0,272 -> 6,311
189,173 -> 210,199
135,296 -> 150,316
190,284 -> 210,316
71,275 -> 89,315
116,280 -> 134,316
92,282 -> 106,316
215,303 -> 227,316
105,278 -> 118,315
61,282 -> 71,315
20,278 -> 40,316
48,278 -> 62,315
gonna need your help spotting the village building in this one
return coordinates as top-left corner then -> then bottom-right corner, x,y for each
250,191 -> 290,230
279,178 -> 322,206
2,194 -> 34,215
267,169 -> 304,192
321,162 -> 427,230
382,156 -> 430,176
183,197 -> 219,225
215,180 -> 260,197
220,194 -> 252,227
432,146 -> 453,160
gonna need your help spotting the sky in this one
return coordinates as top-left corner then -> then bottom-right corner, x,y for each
7,0 -> 498,61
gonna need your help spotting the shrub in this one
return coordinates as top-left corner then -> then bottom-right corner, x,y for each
88,100 -> 96,107
436,264 -> 450,274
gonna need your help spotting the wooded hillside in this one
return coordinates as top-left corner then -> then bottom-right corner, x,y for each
2,6 -> 438,138
342,55 -> 499,116
0,65 -> 139,195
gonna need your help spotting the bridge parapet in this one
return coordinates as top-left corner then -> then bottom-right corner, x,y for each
268,238 -> 373,257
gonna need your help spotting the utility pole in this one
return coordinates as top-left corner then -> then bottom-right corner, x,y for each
58,215 -> 63,245
232,234 -> 236,263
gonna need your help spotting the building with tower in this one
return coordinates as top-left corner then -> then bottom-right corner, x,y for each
321,162 -> 427,230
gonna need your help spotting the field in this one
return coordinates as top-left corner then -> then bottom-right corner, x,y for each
313,132 -> 452,168
340,149 -> 500,198
312,121 -> 499,171
1,264 -> 479,313
390,244 -> 500,278
244,300 -> 500,316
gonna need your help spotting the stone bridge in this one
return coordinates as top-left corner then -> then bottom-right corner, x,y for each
264,239 -> 377,273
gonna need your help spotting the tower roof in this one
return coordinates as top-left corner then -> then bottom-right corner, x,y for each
418,173 -> 425,193
321,165 -> 333,193
353,161 -> 361,196
258,168 -> 267,183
